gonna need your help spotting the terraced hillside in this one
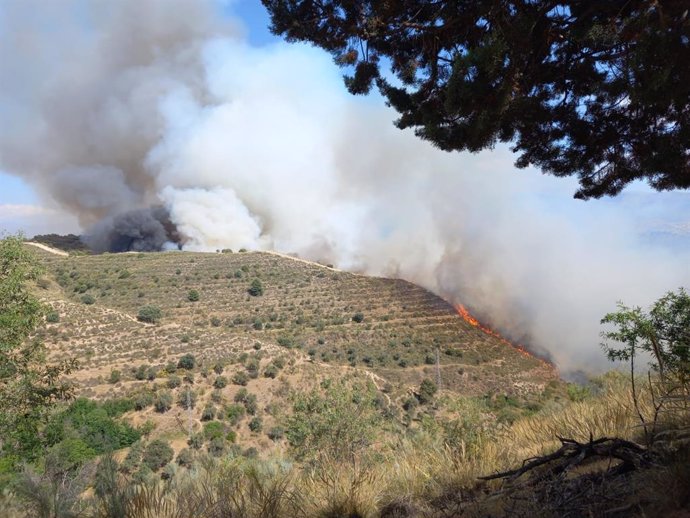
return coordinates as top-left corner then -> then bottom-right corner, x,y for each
33,247 -> 554,391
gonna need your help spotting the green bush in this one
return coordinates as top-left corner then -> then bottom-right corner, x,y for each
201,404 -> 216,421
248,279 -> 264,297
267,426 -> 284,441
134,365 -> 148,381
187,433 -> 203,450
213,376 -> 228,389
248,417 -> 263,433
177,353 -> 196,370
417,379 -> 438,404
225,404 -> 245,426
142,439 -> 174,471
352,312 -> 364,323
45,398 -> 140,455
154,391 -> 173,413
187,289 -> 200,302
243,394 -> 258,415
108,369 -> 121,384
132,391 -> 154,411
46,311 -> 60,323
137,305 -> 162,324
177,387 -> 197,410
208,437 -> 225,457
167,375 -> 181,389
81,294 -> 96,305
233,388 -> 248,403
176,448 -> 193,467
263,364 -> 279,378
203,421 -> 224,441
232,371 -> 249,386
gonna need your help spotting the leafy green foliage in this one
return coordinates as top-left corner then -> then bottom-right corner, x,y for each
417,379 -> 438,405
284,380 -> 382,461
142,439 -> 173,471
137,305 -> 162,324
177,353 -> 196,370
601,288 -> 690,385
248,278 -> 264,297
263,1 -> 690,199
44,398 -> 140,457
0,236 -> 76,461
187,289 -> 200,302
154,390 -> 173,413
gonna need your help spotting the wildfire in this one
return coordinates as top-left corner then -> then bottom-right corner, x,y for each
454,303 -> 553,368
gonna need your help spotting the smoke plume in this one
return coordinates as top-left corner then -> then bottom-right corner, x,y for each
1,0 -> 689,371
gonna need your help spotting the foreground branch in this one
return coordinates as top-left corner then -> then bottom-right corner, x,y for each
479,436 -> 648,482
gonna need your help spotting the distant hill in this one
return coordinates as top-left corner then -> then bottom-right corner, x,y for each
30,233 -> 89,252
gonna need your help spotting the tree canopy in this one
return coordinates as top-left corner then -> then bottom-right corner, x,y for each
0,235 -> 76,460
262,1 -> 690,198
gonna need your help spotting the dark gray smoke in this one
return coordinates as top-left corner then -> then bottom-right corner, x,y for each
82,207 -> 178,253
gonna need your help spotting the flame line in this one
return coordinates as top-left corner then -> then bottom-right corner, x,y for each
454,304 -> 554,369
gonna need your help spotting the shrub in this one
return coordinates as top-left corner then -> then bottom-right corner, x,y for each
208,437 -> 225,457
417,379 -> 438,404
232,371 -> 249,386
121,441 -> 144,474
352,312 -> 364,323
46,311 -> 60,323
226,404 -> 245,426
248,417 -> 263,433
132,391 -> 154,411
213,376 -> 228,389
137,305 -> 162,324
81,294 -> 96,305
108,369 -> 121,384
248,279 -> 264,297
267,426 -> 284,441
142,440 -> 174,471
203,421 -> 224,441
177,353 -> 196,370
245,358 -> 260,378
177,387 -> 197,410
176,448 -> 193,468
135,365 -> 148,381
213,363 -> 224,375
187,433 -> 203,450
167,375 -> 181,389
201,404 -> 216,421
234,388 -> 248,403
154,391 -> 173,413
263,364 -> 279,378
243,394 -> 258,415
187,289 -> 200,302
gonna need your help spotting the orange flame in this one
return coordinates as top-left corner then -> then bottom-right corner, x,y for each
455,304 -> 553,368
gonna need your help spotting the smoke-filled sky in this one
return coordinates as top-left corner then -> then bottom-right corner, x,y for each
1,0 -> 689,371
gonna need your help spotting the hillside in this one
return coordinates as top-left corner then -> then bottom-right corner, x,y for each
4,243 -> 688,518
33,247 -> 554,395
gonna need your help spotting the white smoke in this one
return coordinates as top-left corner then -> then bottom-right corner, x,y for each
1,0 -> 689,371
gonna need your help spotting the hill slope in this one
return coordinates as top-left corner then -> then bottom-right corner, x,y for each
33,248 -> 555,397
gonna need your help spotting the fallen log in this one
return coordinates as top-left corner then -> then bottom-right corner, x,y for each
479,435 -> 648,482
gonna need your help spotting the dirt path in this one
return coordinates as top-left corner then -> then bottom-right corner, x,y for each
263,250 -> 353,274
26,241 -> 69,257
